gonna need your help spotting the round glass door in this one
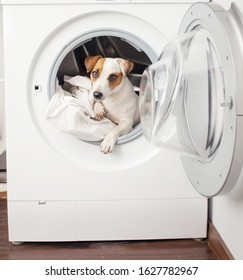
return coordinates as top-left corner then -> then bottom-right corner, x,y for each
140,27 -> 225,162
139,2 -> 243,197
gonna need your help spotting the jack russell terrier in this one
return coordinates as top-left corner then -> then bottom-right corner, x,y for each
85,55 -> 140,154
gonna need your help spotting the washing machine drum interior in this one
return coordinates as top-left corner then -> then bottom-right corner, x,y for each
53,35 -> 153,144
57,35 -> 151,89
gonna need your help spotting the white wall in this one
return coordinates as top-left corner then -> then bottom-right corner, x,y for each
212,176 -> 243,259
211,0 -> 243,260
0,3 -> 4,80
0,2 -> 6,160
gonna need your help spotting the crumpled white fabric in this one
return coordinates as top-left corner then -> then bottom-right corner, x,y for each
46,75 -> 116,141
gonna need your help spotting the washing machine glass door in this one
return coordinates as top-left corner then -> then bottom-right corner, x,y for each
139,2 -> 243,197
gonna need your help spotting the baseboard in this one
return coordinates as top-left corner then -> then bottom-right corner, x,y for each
0,176 -> 7,199
0,191 -> 7,199
208,223 -> 234,260
0,171 -> 7,183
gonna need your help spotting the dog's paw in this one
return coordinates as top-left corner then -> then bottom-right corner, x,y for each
94,102 -> 105,121
100,137 -> 116,154
95,111 -> 105,121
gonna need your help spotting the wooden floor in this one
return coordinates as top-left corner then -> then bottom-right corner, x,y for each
0,198 -> 217,260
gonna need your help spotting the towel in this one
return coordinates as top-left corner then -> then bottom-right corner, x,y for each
46,75 -> 116,141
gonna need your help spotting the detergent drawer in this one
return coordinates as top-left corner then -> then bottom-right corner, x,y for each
8,201 -> 78,242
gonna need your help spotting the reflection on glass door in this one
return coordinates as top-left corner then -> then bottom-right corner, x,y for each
140,28 -> 225,163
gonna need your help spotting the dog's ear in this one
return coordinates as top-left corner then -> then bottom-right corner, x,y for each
84,55 -> 103,73
117,58 -> 134,76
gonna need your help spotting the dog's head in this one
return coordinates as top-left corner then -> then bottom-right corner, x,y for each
84,55 -> 134,101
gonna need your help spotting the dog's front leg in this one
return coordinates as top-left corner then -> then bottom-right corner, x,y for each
100,120 -> 133,154
94,101 -> 105,121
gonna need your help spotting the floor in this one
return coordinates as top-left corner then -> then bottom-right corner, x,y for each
0,198 -> 217,260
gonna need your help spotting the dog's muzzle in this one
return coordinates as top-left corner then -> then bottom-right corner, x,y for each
93,91 -> 103,100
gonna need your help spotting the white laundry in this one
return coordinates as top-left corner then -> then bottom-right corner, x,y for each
46,75 -> 116,141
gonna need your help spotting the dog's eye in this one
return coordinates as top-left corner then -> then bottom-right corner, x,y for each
108,74 -> 117,82
92,70 -> 99,78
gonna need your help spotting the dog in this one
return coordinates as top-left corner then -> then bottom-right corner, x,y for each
84,55 -> 140,154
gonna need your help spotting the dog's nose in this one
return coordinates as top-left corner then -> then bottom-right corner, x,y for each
93,91 -> 103,99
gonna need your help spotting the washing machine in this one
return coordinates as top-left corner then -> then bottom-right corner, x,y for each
2,0 -> 243,243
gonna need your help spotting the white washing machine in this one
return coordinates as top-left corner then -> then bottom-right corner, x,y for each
1,0 -> 243,243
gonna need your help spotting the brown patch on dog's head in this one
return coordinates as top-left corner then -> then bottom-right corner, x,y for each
90,57 -> 106,82
108,72 -> 123,90
84,55 -> 106,82
84,55 -> 103,73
